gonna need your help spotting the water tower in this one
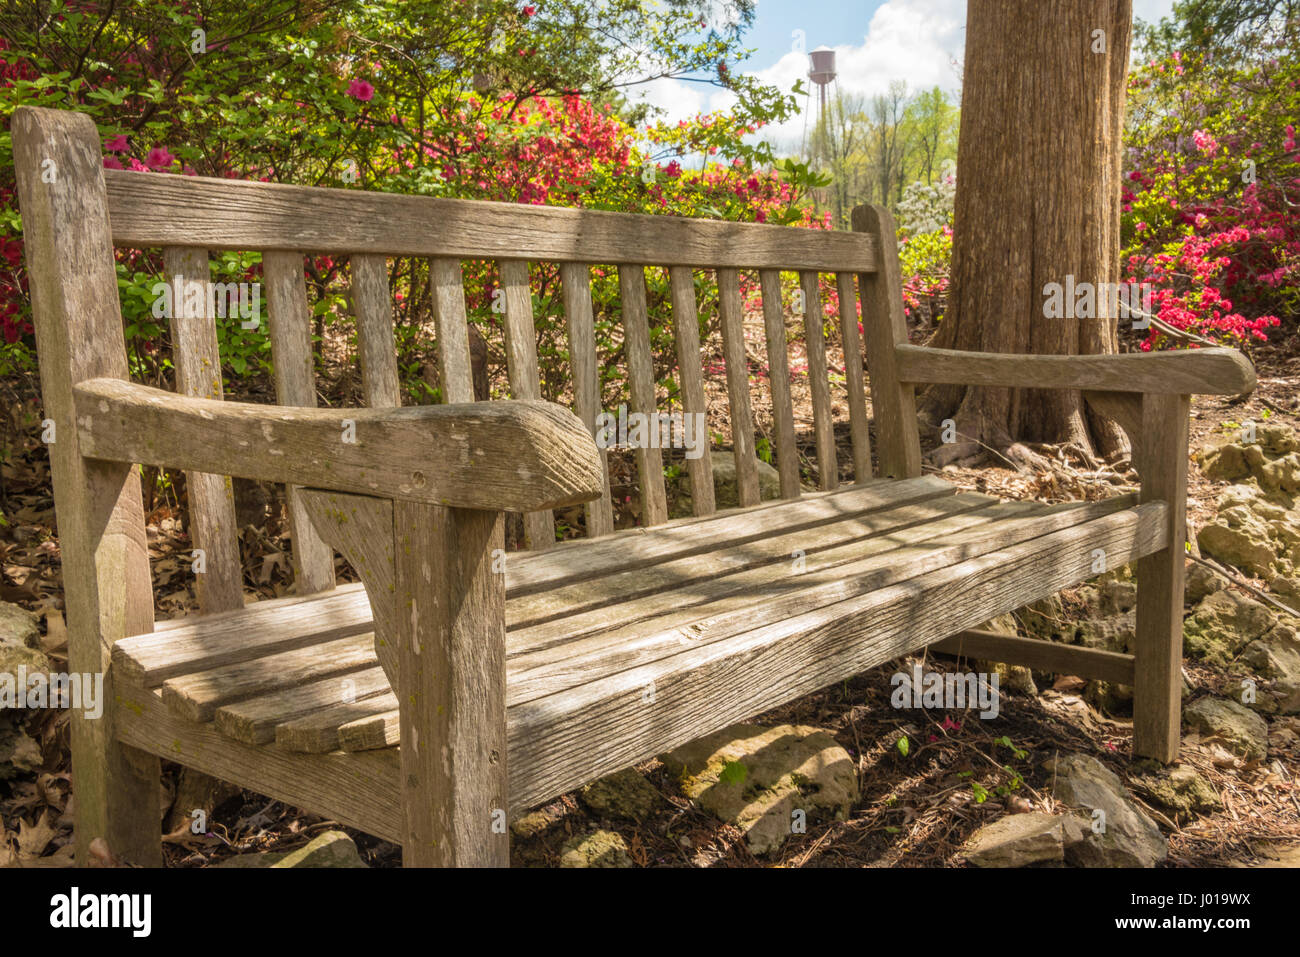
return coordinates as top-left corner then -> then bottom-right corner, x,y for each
808,46 -> 837,117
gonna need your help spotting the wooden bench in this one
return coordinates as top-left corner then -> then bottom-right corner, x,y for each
13,106 -> 1256,867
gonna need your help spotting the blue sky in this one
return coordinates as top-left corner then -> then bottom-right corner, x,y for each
634,0 -> 1179,148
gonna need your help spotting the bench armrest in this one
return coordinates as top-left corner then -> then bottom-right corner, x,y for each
72,378 -> 604,512
895,344 -> 1255,395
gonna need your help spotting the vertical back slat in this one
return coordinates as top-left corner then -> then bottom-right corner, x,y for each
430,257 -> 475,404
668,267 -> 715,516
500,259 -> 556,549
561,262 -> 615,537
164,246 -> 244,612
852,205 -> 922,478
717,268 -> 760,508
619,265 -> 669,526
263,250 -> 336,594
800,271 -> 838,491
758,270 -> 800,499
836,272 -> 872,482
352,254 -> 401,408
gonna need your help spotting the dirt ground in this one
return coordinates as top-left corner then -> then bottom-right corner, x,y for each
2,303 -> 1298,868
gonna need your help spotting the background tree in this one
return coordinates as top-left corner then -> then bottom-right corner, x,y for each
921,0 -> 1134,467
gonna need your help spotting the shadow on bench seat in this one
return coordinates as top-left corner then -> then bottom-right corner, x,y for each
111,477 -> 1166,844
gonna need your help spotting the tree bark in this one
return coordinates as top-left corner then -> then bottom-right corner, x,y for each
922,0 -> 1133,467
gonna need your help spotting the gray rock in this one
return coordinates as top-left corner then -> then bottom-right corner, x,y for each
0,602 -> 47,680
1183,696 -> 1269,762
215,831 -> 367,868
1046,754 -> 1167,867
1239,619 -> 1300,715
0,720 -> 42,781
559,829 -> 632,868
1183,589 -> 1276,667
579,767 -> 661,821
662,723 -> 858,855
1186,563 -> 1229,604
1129,765 -> 1223,822
964,813 -> 1063,867
672,450 -> 783,516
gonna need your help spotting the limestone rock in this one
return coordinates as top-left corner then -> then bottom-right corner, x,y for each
1183,696 -> 1269,762
1129,765 -> 1223,822
0,602 -> 47,680
559,829 -> 632,868
964,813 -> 1063,867
0,720 -> 42,781
1186,562 -> 1229,604
215,831 -> 367,868
1238,619 -> 1300,715
1046,754 -> 1167,867
671,450 -> 783,516
1183,589 -> 1276,667
974,614 -> 1037,695
662,723 -> 858,856
579,767 -> 661,821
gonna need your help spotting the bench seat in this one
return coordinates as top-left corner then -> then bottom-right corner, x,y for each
112,477 -> 1167,838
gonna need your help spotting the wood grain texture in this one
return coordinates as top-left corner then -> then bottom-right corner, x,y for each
12,105 -> 162,866
115,686 -> 403,844
214,667 -> 392,745
431,257 -> 475,404
669,267 -> 715,515
263,249 -> 336,594
801,271 -> 838,491
1133,392 -> 1191,763
74,378 -> 605,512
619,265 -> 669,526
299,490 -> 398,688
562,262 -> 615,536
351,254 -> 401,408
717,268 -> 760,507
897,343 -> 1257,396
275,688 -> 399,753
931,629 -> 1136,685
853,205 -> 922,479
163,245 -> 245,613
395,501 -> 509,867
836,273 -> 872,481
759,270 -> 800,499
104,169 -> 878,272
1083,390 -> 1143,447
500,259 -> 556,549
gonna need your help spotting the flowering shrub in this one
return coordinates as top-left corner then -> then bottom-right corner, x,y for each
1122,46 -> 1294,348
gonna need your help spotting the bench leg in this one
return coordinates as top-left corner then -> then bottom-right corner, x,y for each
1133,393 -> 1190,763
394,502 -> 509,866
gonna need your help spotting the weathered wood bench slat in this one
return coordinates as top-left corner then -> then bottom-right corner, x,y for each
500,259 -> 557,548
215,665 -> 392,745
758,269 -> 801,499
619,264 -> 670,526
276,688 -> 400,753
430,257 -> 476,404
162,245 -> 245,614
113,479 -> 956,687
801,270 -> 838,490
561,261 -> 616,536
836,272 -> 872,481
103,170 -> 879,272
668,266 -> 716,516
717,267 -> 761,507
263,250 -> 337,594
352,254 -> 402,408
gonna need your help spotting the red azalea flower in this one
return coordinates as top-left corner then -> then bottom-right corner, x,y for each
347,79 -> 375,102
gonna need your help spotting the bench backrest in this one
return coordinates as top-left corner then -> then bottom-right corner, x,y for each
13,105 -> 922,628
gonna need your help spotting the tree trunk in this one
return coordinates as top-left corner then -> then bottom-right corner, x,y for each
922,0 -> 1133,467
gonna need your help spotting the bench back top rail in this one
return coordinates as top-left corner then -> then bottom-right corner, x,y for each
17,105 -> 921,618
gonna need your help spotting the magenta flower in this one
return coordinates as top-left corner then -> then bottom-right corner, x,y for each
145,146 -> 175,170
102,156 -> 124,170
347,79 -> 375,102
104,134 -> 129,152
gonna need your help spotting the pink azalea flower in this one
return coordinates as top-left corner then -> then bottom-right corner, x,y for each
347,79 -> 375,102
145,146 -> 175,170
523,4 -> 537,15
104,134 -> 129,152
102,156 -> 124,170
